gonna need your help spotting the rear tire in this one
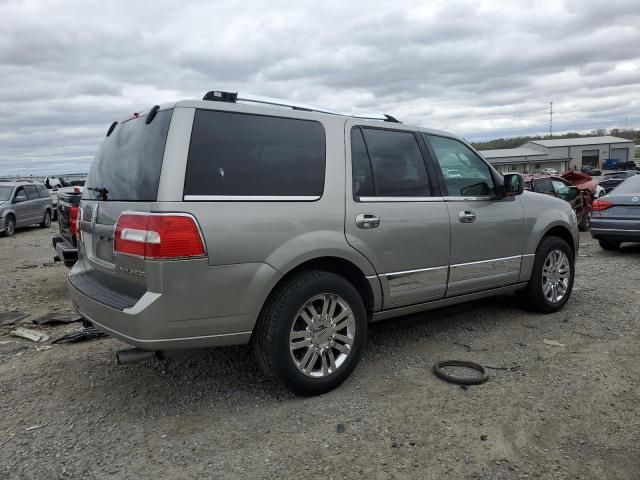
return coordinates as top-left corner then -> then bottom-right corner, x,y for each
253,270 -> 367,396
520,236 -> 574,313
2,215 -> 16,237
40,210 -> 51,228
598,239 -> 620,251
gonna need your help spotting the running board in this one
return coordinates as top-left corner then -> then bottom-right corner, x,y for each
371,283 -> 528,322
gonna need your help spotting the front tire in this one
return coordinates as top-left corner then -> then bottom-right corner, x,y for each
40,210 -> 51,228
598,239 -> 620,251
253,270 -> 367,396
521,236 -> 575,313
2,215 -> 16,237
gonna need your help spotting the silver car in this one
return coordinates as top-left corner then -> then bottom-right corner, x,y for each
68,92 -> 579,395
0,181 -> 54,237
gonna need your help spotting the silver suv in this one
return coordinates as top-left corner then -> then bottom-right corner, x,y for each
0,181 -> 54,237
69,92 -> 579,395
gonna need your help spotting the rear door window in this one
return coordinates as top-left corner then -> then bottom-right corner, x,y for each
184,110 -> 326,199
36,185 -> 50,198
533,178 -> 554,194
353,127 -> 430,198
24,185 -> 39,200
425,135 -> 496,197
84,109 -> 173,201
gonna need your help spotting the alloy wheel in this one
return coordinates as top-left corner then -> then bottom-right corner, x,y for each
289,293 -> 356,378
542,249 -> 571,303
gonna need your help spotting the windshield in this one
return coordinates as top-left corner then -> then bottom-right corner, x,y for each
0,186 -> 13,201
84,109 -> 173,201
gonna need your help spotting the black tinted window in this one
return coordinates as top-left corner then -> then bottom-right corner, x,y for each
533,178 -> 554,194
184,110 -> 325,198
351,128 -> 375,197
84,109 -> 173,201
425,135 -> 495,196
36,185 -> 49,198
360,128 -> 430,197
24,185 -> 39,200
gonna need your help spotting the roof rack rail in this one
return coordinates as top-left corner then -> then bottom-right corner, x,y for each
202,91 -> 400,122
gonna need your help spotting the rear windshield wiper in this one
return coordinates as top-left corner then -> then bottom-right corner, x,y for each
86,186 -> 109,200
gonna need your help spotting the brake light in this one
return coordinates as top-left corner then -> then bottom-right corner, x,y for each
69,206 -> 79,237
592,199 -> 613,211
114,213 -> 206,259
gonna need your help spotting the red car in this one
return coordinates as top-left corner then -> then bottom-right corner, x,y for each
524,173 -> 592,231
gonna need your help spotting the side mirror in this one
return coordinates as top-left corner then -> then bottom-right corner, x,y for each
502,173 -> 524,197
13,193 -> 27,203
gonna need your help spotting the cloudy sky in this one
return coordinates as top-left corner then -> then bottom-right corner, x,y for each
1,0 -> 639,175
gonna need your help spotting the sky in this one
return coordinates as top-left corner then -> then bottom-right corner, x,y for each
1,0 -> 639,175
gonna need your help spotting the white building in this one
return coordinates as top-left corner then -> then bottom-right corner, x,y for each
479,147 -> 570,174
523,136 -> 634,169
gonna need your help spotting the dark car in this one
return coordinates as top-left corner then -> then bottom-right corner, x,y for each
581,165 -> 602,176
598,171 -> 639,195
590,175 -> 640,250
51,186 -> 83,267
524,174 -> 591,231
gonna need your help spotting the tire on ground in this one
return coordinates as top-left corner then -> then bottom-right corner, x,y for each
253,270 -> 367,396
520,236 -> 575,313
598,239 -> 620,251
40,210 -> 51,228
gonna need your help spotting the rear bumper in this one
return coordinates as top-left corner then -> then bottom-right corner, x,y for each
590,219 -> 640,242
67,260 -> 280,351
52,234 -> 78,268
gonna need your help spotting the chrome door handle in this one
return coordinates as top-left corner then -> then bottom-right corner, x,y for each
458,210 -> 476,223
356,213 -> 380,229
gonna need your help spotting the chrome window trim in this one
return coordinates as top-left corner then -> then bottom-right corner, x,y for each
183,195 -> 321,201
444,196 -> 494,202
358,196 -> 444,203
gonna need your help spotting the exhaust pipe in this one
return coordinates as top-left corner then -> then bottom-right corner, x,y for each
116,348 -> 158,365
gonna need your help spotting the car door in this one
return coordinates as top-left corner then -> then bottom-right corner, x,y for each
23,185 -> 42,223
423,134 -> 525,296
12,187 -> 30,226
344,121 -> 451,309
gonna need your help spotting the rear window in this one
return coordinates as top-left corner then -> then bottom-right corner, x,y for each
184,110 -> 325,199
84,109 -> 173,201
36,185 -> 49,198
24,185 -> 39,200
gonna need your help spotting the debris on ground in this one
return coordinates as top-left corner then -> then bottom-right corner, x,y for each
0,311 -> 29,327
52,326 -> 107,344
32,312 -> 82,325
10,327 -> 49,343
543,339 -> 565,347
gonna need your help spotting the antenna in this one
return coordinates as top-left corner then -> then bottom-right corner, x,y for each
549,101 -> 553,138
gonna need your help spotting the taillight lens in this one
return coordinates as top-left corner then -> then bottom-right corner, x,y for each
592,199 -> 613,211
69,206 -> 79,237
114,213 -> 206,259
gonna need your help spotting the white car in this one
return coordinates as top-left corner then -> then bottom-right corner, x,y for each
541,168 -> 559,175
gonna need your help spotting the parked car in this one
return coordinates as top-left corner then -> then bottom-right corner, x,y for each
561,170 -> 605,198
541,167 -> 559,175
590,175 -> 640,250
52,186 -> 83,267
598,171 -> 639,195
581,165 -> 602,176
68,92 -> 578,395
0,181 -> 54,237
524,174 -> 591,231
604,159 -> 637,171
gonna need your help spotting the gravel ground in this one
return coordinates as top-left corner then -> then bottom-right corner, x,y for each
1,226 -> 639,479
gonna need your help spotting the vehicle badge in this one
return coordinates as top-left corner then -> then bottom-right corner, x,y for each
632,196 -> 639,203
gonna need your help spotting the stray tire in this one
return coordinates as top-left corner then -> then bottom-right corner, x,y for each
2,215 -> 16,237
521,236 -> 574,313
40,210 -> 51,228
598,239 -> 620,251
253,270 -> 367,396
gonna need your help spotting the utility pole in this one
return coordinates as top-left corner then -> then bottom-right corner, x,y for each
549,101 -> 553,138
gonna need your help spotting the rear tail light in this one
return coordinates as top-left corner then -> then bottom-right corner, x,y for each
69,206 -> 79,238
114,213 -> 206,259
591,199 -> 613,211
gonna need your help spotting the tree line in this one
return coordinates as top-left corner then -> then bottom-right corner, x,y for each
471,128 -> 640,151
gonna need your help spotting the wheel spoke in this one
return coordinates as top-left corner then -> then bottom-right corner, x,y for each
327,349 -> 337,371
303,351 -> 319,373
290,330 -> 309,341
543,281 -> 553,296
334,342 -> 351,354
299,309 -> 314,327
298,347 -> 314,369
332,311 -> 353,332
321,352 -> 329,376
290,338 -> 312,351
